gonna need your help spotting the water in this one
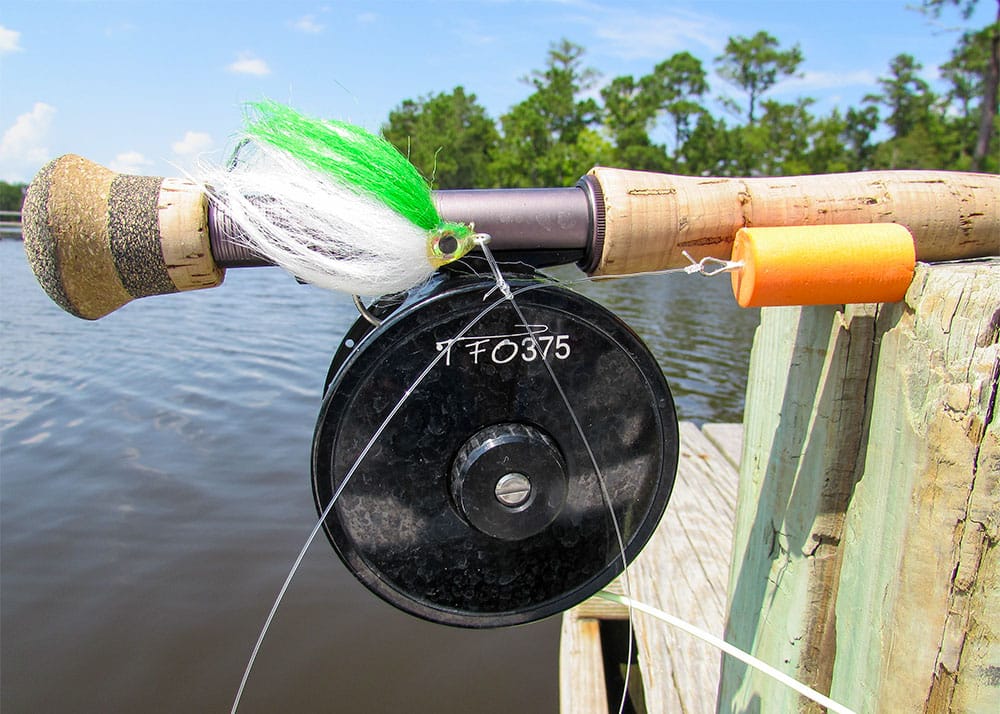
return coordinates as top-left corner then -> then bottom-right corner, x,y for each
0,240 -> 758,713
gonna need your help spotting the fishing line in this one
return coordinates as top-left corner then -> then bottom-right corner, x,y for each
542,258 -> 862,714
477,239 -> 637,714
231,240 -> 773,713
232,243 -> 653,713
231,270 -> 511,714
494,258 -> 862,714
596,591 -> 858,714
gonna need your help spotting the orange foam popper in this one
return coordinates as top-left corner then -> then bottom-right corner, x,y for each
729,223 -> 917,308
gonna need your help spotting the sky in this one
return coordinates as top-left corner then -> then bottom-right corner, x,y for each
1,0 -> 994,184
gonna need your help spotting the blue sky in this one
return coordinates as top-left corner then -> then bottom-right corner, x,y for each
1,0 -> 993,183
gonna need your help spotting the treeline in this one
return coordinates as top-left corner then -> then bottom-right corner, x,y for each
383,16 -> 998,188
2,4 -> 995,204
0,182 -> 25,212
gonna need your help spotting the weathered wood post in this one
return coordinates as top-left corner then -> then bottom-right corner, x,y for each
720,259 -> 999,712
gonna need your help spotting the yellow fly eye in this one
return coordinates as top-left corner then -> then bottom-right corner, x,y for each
436,232 -> 460,259
428,223 -> 475,267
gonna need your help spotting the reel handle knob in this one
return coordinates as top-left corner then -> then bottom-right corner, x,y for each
22,154 -> 224,320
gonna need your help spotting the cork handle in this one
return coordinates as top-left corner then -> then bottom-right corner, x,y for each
22,154 -> 224,320
587,167 -> 1000,276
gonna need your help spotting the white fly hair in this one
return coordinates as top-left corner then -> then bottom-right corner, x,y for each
200,143 -> 434,296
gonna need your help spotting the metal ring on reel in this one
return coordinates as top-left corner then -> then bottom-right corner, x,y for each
312,269 -> 679,628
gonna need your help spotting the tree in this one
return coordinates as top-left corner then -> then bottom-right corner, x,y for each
940,19 -> 1000,170
677,113 -> 738,176
758,98 -> 816,175
714,31 -> 803,124
863,53 -> 953,169
922,0 -> 999,170
375,28 -> 991,185
942,26 -> 991,118
492,39 -> 610,186
649,52 -> 710,152
727,98 -> 815,175
865,54 -> 936,138
525,38 -> 601,146
841,106 -> 880,171
806,109 -> 853,175
0,182 -> 26,212
382,86 -> 499,188
600,75 -> 669,171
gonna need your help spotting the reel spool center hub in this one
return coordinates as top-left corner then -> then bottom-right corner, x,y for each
450,423 -> 568,542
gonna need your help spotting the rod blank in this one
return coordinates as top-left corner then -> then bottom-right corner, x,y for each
208,186 -> 596,268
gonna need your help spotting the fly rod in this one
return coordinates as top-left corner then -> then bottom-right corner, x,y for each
20,101 -> 1000,319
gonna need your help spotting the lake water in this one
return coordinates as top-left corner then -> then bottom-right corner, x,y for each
0,238 -> 758,713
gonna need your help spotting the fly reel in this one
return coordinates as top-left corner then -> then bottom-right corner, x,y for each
312,268 -> 679,627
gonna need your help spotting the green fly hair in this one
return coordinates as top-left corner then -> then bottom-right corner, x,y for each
200,101 -> 475,296
244,99 -> 441,232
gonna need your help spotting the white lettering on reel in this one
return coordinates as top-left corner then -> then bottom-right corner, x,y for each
435,324 -> 571,367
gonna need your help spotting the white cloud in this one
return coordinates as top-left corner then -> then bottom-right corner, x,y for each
356,12 -> 377,24
0,25 -> 22,55
572,5 -> 723,59
171,131 -> 213,156
774,70 -> 878,95
291,14 -> 324,33
109,151 -> 154,175
0,102 -> 55,181
227,52 -> 271,76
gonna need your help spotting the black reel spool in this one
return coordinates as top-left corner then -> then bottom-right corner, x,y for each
312,268 -> 679,628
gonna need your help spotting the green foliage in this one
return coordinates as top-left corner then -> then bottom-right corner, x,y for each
0,182 -> 26,212
383,16 -> 997,185
940,19 -> 1000,170
645,52 -> 710,154
920,0 -> 999,170
921,0 -> 982,21
941,25 -> 991,118
842,107 -> 881,171
807,110 -> 853,174
678,114 -> 737,176
492,39 -> 607,186
382,86 -> 499,189
600,75 -> 669,171
714,31 -> 803,124
865,54 -> 937,138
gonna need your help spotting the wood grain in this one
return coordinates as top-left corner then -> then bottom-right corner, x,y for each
830,259 -> 1000,713
561,422 -> 740,714
560,612 -> 609,714
719,259 -> 999,713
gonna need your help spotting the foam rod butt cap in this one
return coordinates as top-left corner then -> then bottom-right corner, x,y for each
22,154 -> 224,320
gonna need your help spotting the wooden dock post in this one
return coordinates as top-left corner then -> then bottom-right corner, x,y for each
720,259 -> 999,713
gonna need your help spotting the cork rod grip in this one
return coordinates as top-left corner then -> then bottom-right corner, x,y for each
587,167 -> 1000,276
22,155 -> 224,320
